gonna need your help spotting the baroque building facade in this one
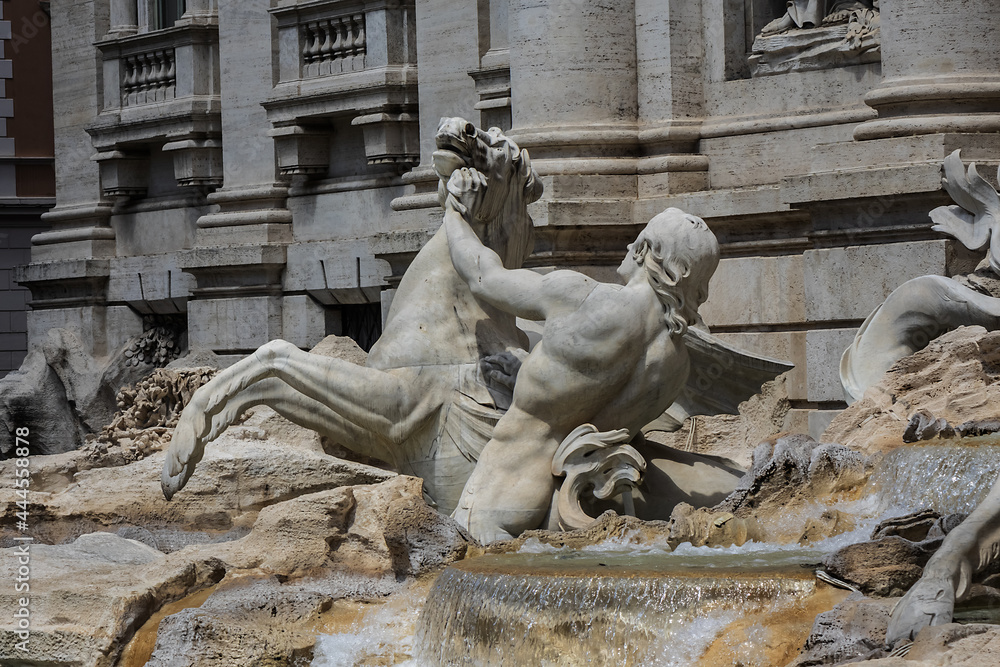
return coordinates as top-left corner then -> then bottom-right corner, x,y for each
18,0 -> 1000,433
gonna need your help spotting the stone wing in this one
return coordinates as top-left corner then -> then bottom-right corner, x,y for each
671,327 -> 793,422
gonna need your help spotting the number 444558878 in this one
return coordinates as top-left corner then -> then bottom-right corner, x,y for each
13,426 -> 30,523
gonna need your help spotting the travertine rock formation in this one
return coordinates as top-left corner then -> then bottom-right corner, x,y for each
644,374 -> 794,470
664,434 -> 871,548
0,476 -> 466,667
865,624 -> 1000,665
91,366 -> 217,457
824,326 -> 1000,456
0,406 -> 393,550
0,329 -> 164,456
789,594 -> 897,666
476,510 -> 671,556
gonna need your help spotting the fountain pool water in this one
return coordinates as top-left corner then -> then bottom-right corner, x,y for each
412,551 -> 831,666
311,440 -> 1000,666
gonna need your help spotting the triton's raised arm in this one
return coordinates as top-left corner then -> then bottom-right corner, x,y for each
443,168 -> 593,322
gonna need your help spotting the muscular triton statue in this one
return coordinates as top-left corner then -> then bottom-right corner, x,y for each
442,168 -> 721,542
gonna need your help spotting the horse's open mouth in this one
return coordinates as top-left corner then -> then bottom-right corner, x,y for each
432,140 -> 472,180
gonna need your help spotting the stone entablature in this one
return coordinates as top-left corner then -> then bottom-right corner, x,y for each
266,0 -> 419,174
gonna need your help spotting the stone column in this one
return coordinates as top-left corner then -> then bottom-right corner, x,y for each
471,0 -> 513,130
180,0 -> 294,355
108,0 -> 137,36
180,0 -> 218,22
506,0 -> 638,273
854,0 -> 1000,140
634,0 -> 707,197
508,0 -> 638,157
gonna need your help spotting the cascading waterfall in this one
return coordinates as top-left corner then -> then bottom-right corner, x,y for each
865,443 -> 1000,516
413,554 -> 817,666
311,438 -> 1000,666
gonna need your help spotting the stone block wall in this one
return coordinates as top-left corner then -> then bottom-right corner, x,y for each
18,0 -> 1000,430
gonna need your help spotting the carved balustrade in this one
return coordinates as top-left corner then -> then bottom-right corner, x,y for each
301,12 -> 366,77
121,48 -> 177,106
267,0 -> 419,174
90,17 -> 222,198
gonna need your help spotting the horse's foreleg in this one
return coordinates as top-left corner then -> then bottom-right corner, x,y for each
163,340 -> 430,499
204,377 -> 398,465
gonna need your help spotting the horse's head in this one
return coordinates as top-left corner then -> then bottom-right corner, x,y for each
433,117 -> 543,268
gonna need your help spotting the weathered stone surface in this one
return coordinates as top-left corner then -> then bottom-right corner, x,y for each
863,624 -> 1000,666
665,503 -> 762,549
0,328 -> 196,457
798,509 -> 856,546
0,407 -> 393,550
0,345 -> 78,456
870,509 -> 942,543
824,326 -> 1000,457
91,367 -> 217,457
645,374 -> 794,469
824,535 -> 937,598
0,474 -> 465,667
207,476 -> 467,579
663,434 -> 872,547
820,511 -> 999,601
144,575 -> 340,667
787,593 -> 896,666
476,510 -> 672,556
0,533 -> 228,667
382,492 -> 471,576
721,435 -> 868,522
309,333 -> 369,366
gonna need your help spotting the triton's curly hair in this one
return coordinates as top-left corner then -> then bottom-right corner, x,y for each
633,208 -> 720,336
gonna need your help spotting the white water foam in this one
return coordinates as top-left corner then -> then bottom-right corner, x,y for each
311,580 -> 431,667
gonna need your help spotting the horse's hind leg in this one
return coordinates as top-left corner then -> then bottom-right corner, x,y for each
163,376 -> 396,499
163,340 -> 433,498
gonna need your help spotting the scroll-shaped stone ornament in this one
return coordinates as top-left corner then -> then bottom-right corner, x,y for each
551,424 -> 647,531
929,150 -> 1000,275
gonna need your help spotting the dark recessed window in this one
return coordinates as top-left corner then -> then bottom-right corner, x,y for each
155,0 -> 186,30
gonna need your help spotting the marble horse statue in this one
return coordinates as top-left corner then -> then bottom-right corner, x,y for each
840,150 -> 1000,404
162,118 -> 542,514
162,118 -> 790,533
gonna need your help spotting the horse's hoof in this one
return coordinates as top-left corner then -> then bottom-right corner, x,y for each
886,578 -> 955,645
161,464 -> 186,501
